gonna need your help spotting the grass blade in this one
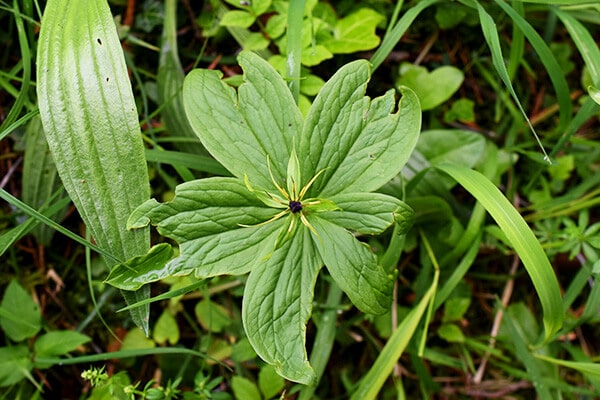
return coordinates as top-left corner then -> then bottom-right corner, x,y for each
495,0 -> 572,132
157,0 -> 205,155
503,306 -> 554,399
21,116 -> 68,246
351,268 -> 439,400
554,7 -> 600,86
286,0 -> 305,103
0,0 -> 31,135
436,163 -> 563,341
476,1 -> 550,162
144,148 -> 230,176
370,0 -> 439,71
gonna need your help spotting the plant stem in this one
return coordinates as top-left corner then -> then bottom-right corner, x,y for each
286,0 -> 305,103
298,281 -> 343,400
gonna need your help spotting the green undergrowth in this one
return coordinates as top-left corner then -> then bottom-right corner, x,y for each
1,0 -> 600,399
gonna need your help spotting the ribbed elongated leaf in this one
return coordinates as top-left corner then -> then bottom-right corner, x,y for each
436,164 -> 563,340
37,0 -> 151,333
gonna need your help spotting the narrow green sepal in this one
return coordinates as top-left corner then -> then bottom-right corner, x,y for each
286,148 -> 302,198
304,198 -> 340,213
245,173 -> 287,209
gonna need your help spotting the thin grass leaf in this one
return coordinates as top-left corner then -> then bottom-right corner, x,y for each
436,163 -> 563,340
350,268 -> 439,400
554,7 -> 600,86
157,0 -> 205,155
476,1 -> 550,162
0,108 -> 38,142
515,0 -> 599,4
503,308 -> 554,399
506,1 -> 524,81
298,284 -> 343,400
286,0 -> 305,103
33,347 -> 210,366
0,0 -> 31,135
370,0 -> 440,71
0,187 -> 111,260
495,0 -> 572,132
144,148 -> 230,176
117,279 -> 207,312
0,192 -> 70,256
21,116 -> 68,246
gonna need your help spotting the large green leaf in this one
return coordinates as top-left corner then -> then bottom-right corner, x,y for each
300,61 -> 420,197
37,0 -> 151,333
310,216 -> 393,315
243,226 -> 321,385
322,87 -> 420,196
299,60 -> 370,195
0,346 -> 31,387
183,52 -> 302,188
126,177 -> 284,279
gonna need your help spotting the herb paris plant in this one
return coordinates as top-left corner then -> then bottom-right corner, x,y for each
123,51 -> 421,384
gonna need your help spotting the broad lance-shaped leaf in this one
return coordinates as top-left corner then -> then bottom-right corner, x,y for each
309,216 -> 394,315
322,192 -> 414,235
37,0 -> 150,333
125,177 -> 284,280
243,226 -> 321,385
183,51 -> 303,189
300,61 -> 421,197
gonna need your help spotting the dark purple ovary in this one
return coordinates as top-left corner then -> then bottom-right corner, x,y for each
289,201 -> 303,213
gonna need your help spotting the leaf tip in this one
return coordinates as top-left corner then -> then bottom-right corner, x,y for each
127,199 -> 161,229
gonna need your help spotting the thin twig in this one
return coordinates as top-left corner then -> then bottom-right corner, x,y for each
0,156 -> 21,189
472,253 -> 520,383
